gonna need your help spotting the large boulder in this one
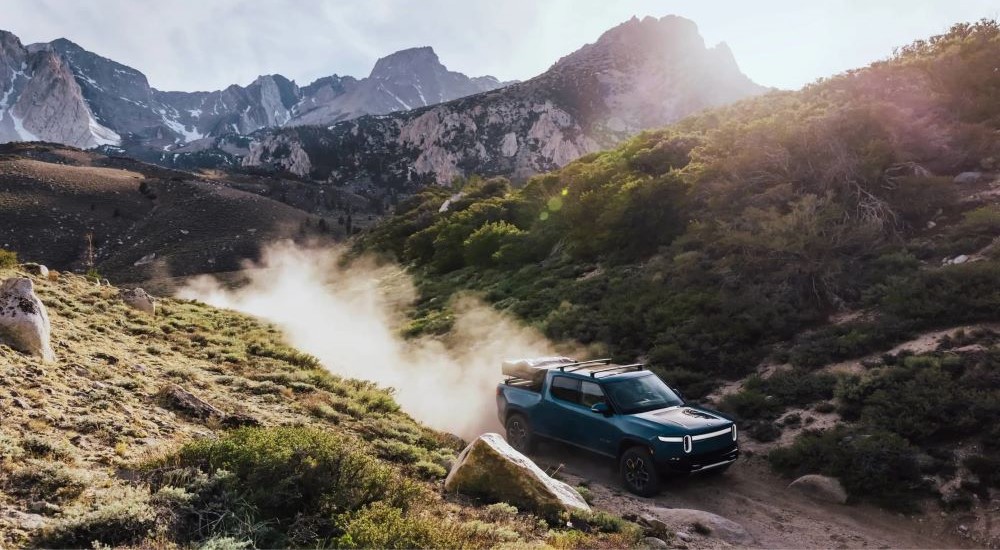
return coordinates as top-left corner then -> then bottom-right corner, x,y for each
788,474 -> 848,504
445,433 -> 590,517
954,171 -> 984,185
120,288 -> 155,315
640,507 -> 754,546
21,263 -> 49,278
0,278 -> 55,362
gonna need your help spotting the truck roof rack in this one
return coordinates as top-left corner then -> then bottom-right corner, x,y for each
589,363 -> 644,377
557,358 -> 613,372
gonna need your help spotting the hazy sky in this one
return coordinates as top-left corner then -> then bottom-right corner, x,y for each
4,0 -> 999,92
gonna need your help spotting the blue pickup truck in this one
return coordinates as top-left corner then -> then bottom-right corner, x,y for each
496,358 -> 739,496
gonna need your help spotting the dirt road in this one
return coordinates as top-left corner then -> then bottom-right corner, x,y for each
531,441 -> 971,549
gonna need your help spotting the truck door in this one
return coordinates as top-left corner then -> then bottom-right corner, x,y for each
576,380 -> 619,457
532,375 -> 582,439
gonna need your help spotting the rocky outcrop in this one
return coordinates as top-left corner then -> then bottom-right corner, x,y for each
120,288 -> 155,315
0,277 -> 54,361
788,474 -> 848,504
445,433 -> 590,517
158,384 -> 259,427
242,134 -> 312,177
639,507 -> 754,546
0,32 -> 118,148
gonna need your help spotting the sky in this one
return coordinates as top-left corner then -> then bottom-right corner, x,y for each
3,0 -> 999,92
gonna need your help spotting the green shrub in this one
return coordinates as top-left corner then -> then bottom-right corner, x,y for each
567,509 -> 642,537
836,355 -> 978,442
0,248 -> 16,269
720,388 -> 783,420
374,439 -> 423,464
21,434 -> 74,461
463,221 -> 526,267
37,486 -> 157,548
5,460 -> 90,502
152,427 -> 423,547
482,502 -> 519,521
246,342 -> 321,369
335,502 -> 460,549
963,455 -> 1000,488
769,427 -> 925,510
413,460 -> 448,480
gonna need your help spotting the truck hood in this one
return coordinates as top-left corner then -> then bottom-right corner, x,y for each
633,406 -> 731,434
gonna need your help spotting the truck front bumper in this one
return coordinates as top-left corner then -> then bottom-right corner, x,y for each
655,443 -> 740,475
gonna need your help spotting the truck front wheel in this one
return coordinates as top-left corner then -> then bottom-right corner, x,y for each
620,446 -> 661,497
505,414 -> 535,453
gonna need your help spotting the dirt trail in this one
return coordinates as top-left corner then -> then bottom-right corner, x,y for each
532,442 -> 970,549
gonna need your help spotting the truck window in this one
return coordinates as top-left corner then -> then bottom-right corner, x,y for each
580,380 -> 606,407
550,376 -> 581,403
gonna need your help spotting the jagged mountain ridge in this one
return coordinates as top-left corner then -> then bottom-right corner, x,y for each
0,30 -> 509,150
0,32 -> 120,148
237,15 -> 766,187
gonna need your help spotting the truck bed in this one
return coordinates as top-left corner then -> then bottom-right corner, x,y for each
502,378 -> 542,392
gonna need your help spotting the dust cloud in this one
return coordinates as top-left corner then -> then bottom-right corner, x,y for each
177,241 -> 567,440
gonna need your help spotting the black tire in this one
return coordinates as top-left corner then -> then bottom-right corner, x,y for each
619,446 -> 661,497
505,414 -> 535,453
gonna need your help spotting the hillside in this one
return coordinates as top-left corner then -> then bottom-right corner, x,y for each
0,265 -> 649,548
357,20 -> 1000,538
0,142 -> 382,285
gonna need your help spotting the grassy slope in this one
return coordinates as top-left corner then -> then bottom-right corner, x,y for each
0,267 -> 639,548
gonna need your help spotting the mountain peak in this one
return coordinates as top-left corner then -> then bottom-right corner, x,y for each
369,46 -> 442,80
48,37 -> 85,52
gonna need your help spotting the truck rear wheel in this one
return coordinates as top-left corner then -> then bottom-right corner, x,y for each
505,414 -> 535,453
620,446 -> 661,497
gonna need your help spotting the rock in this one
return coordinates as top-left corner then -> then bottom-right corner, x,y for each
2,509 -> 46,531
133,253 -> 156,266
158,384 -> 224,420
641,507 -> 754,547
643,536 -> 669,548
675,531 -> 693,542
21,263 -> 49,278
222,412 -> 261,428
120,287 -> 155,315
954,172 -> 984,184
926,221 -> 937,229
0,278 -> 55,362
639,514 -> 669,534
444,433 -> 590,517
788,474 -> 848,504
952,254 -> 969,265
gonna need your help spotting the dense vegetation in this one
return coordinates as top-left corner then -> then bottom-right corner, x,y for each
360,21 -> 1000,509
364,20 -> 1000,385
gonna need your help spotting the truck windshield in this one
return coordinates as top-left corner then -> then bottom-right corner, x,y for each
604,374 -> 683,414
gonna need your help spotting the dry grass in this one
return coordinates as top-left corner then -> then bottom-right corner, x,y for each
0,266 -> 640,548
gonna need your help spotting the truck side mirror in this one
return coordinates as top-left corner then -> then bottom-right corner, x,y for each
591,402 -> 611,415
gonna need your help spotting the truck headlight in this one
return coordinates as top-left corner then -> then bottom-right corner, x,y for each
732,424 -> 738,441
683,435 -> 692,453
657,436 -> 682,443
